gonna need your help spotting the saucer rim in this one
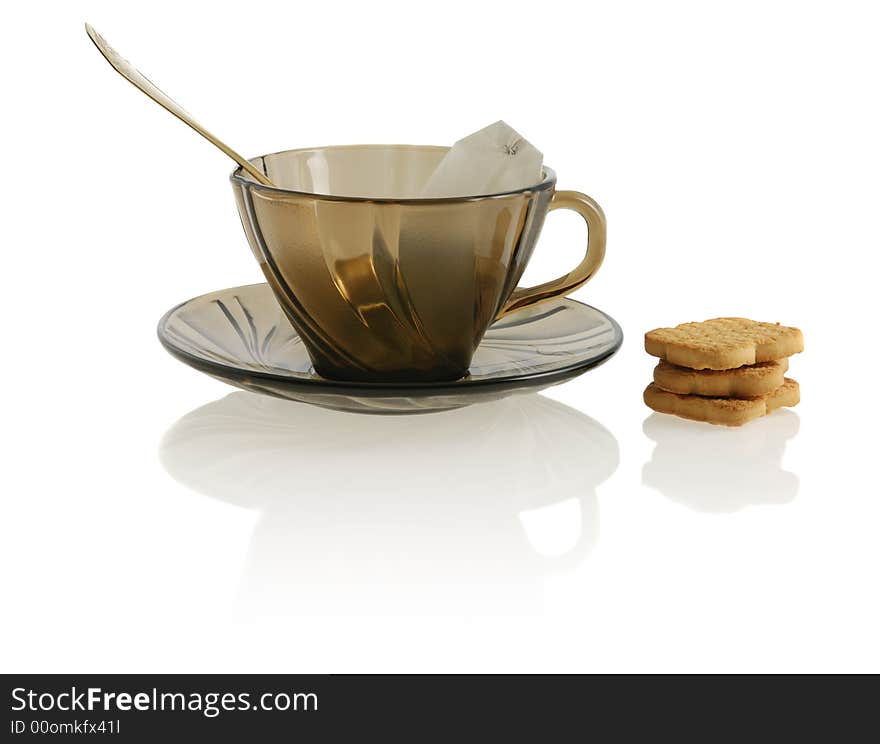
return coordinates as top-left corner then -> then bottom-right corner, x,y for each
157,283 -> 623,397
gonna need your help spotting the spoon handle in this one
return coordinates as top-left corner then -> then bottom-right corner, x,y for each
85,24 -> 273,186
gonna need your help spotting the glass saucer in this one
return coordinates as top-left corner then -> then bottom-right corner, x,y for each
158,283 -> 622,414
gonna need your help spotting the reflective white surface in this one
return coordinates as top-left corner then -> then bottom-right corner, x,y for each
642,411 -> 800,513
160,393 -> 618,617
2,1 -> 879,673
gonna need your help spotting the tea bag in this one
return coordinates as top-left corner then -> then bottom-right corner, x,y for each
420,121 -> 543,198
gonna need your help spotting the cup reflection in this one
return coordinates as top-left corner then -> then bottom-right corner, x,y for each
160,392 -> 619,617
642,410 -> 800,513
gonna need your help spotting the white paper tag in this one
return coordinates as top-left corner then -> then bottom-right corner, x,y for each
420,121 -> 543,198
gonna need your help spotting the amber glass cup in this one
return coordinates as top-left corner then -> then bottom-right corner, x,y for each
231,145 -> 606,382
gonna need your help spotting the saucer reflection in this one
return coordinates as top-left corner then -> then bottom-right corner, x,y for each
642,410 -> 800,513
160,392 -> 619,616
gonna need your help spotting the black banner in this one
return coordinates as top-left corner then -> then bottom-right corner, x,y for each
3,674 -> 876,740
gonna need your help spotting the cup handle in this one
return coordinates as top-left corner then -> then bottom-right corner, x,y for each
496,190 -> 607,318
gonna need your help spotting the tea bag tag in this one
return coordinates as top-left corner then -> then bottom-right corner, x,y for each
420,121 -> 543,198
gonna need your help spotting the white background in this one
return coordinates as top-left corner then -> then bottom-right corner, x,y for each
2,1 -> 878,672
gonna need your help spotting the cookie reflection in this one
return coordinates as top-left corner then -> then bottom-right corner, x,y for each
642,410 -> 799,513
160,393 -> 619,616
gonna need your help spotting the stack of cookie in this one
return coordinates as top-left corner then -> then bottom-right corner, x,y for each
643,318 -> 803,426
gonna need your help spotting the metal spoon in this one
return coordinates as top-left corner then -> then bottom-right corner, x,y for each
85,23 -> 273,186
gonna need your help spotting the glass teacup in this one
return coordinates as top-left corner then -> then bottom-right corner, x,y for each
231,145 -> 606,382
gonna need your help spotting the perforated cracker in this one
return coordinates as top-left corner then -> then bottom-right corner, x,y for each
643,378 -> 800,426
645,318 -> 803,370
653,358 -> 789,397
